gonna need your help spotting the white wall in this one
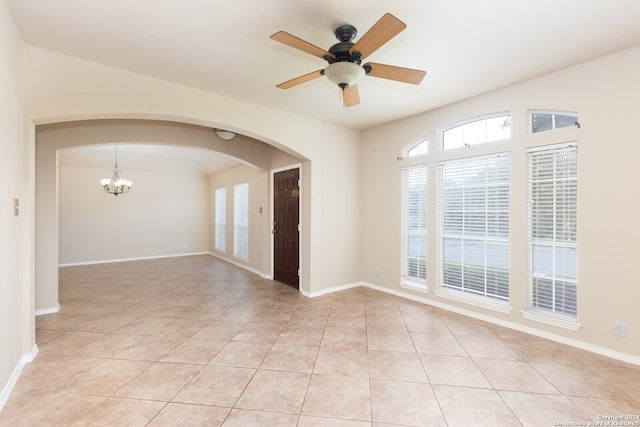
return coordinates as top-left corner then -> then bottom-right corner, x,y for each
59,165 -> 210,265
0,0 -> 30,409
362,46 -> 640,359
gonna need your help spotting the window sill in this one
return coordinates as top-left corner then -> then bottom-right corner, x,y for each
400,279 -> 427,293
434,288 -> 512,314
521,310 -> 582,331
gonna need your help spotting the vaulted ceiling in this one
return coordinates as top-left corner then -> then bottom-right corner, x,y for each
8,0 -> 640,131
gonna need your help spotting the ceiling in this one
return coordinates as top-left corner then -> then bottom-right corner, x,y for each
7,0 -> 640,132
58,144 -> 242,176
9,1 -> 640,175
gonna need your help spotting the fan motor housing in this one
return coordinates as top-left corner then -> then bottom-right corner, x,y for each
325,24 -> 362,64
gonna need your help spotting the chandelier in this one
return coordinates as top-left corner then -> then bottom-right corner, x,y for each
100,145 -> 132,196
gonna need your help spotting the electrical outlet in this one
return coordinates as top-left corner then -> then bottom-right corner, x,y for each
613,321 -> 627,337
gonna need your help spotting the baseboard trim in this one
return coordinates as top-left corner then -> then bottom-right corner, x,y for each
35,303 -> 60,316
207,252 -> 268,278
59,252 -> 209,267
302,282 -> 361,298
312,281 -> 640,367
0,345 -> 38,412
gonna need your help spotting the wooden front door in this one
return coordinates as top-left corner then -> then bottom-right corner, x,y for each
273,168 -> 300,289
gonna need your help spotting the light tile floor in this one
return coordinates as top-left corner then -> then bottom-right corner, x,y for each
1,255 -> 639,426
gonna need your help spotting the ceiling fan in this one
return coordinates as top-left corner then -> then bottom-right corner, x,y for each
271,13 -> 426,108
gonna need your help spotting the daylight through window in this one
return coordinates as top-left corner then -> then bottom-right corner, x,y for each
407,139 -> 428,157
234,182 -> 249,260
438,154 -> 510,302
401,165 -> 427,283
527,143 -> 578,318
531,112 -> 578,133
214,187 -> 226,252
443,115 -> 511,150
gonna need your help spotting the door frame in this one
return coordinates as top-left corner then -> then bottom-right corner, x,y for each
270,163 -> 303,291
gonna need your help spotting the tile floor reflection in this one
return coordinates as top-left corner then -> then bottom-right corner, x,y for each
1,255 -> 638,426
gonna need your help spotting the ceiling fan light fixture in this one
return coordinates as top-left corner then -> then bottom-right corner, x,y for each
324,62 -> 365,89
213,129 -> 237,140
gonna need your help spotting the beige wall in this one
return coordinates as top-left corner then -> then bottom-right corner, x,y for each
3,4 -> 639,406
27,46 -> 362,306
59,165 -> 210,265
0,0 -> 31,405
362,46 -> 640,359
33,119 -> 300,309
321,124 -> 362,290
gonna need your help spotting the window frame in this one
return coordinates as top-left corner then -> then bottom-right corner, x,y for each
524,142 -> 579,327
405,138 -> 428,158
233,182 -> 249,261
441,113 -> 511,151
214,187 -> 226,252
400,164 -> 428,292
435,152 -> 511,312
529,110 -> 579,134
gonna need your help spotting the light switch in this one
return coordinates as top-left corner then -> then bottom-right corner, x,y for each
13,198 -> 19,216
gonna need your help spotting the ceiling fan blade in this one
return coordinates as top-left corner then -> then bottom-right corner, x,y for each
271,31 -> 335,60
276,69 -> 324,89
342,85 -> 360,108
364,62 -> 426,85
350,13 -> 406,60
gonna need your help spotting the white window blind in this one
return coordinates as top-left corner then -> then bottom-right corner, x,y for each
214,187 -> 226,251
234,182 -> 249,260
401,165 -> 427,281
438,154 -> 510,301
527,143 -> 577,318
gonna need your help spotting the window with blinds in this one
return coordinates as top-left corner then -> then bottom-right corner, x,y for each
438,154 -> 510,302
527,143 -> 578,318
401,165 -> 427,282
233,182 -> 249,260
214,187 -> 226,252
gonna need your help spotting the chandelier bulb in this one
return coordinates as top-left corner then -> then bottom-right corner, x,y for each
100,145 -> 132,196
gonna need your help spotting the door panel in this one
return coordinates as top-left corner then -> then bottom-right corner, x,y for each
274,168 -> 300,289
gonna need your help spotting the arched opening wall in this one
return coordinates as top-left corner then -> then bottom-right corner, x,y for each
36,119 -> 303,312
26,46 -> 363,316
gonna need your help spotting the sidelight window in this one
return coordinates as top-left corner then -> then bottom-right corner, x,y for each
214,187 -> 226,252
234,182 -> 249,260
233,182 -> 249,260
401,165 -> 427,286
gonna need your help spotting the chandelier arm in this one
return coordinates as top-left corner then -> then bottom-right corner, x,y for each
100,146 -> 132,196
